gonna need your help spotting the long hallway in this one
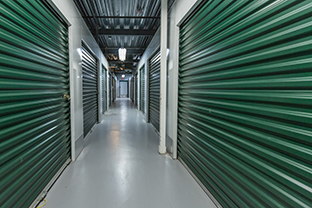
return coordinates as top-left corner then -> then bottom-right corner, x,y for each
45,99 -> 216,208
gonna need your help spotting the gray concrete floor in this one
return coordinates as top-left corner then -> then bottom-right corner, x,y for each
44,98 -> 216,208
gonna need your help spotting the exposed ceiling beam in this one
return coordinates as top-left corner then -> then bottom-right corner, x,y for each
93,29 -> 156,36
83,16 -> 160,19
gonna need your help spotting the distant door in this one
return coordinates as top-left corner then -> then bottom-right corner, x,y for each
148,51 -> 160,132
82,41 -> 98,137
139,65 -> 145,113
120,81 -> 128,98
0,1 -> 70,207
101,65 -> 107,114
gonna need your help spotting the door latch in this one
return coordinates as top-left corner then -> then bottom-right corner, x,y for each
62,94 -> 71,101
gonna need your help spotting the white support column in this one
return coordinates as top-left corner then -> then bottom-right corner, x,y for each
138,69 -> 140,111
107,70 -> 109,111
159,0 -> 167,154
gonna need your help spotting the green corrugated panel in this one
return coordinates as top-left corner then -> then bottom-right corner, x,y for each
178,1 -> 312,207
135,73 -> 138,106
113,78 -> 116,102
109,73 -> 112,106
140,65 -> 145,113
82,41 -> 98,137
130,77 -> 134,102
149,51 -> 160,132
0,1 -> 70,207
102,65 -> 107,114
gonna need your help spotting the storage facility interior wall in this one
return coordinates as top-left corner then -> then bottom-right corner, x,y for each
0,1 -> 71,207
139,65 -> 145,113
148,51 -> 161,132
177,1 -> 312,207
102,65 -> 107,114
82,41 -> 98,137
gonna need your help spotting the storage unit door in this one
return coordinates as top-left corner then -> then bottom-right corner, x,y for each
112,78 -> 115,102
109,74 -> 112,106
178,1 -> 312,207
149,51 -> 160,131
113,78 -> 116,102
140,65 -> 145,113
130,78 -> 134,101
82,42 -> 98,137
0,1 -> 70,207
102,65 -> 107,114
120,81 -> 128,98
135,75 -> 138,105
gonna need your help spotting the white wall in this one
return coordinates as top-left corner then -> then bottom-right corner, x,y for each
166,0 -> 199,158
52,0 -> 109,160
137,28 -> 161,121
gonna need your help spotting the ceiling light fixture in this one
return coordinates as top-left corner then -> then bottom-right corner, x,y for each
118,48 -> 126,62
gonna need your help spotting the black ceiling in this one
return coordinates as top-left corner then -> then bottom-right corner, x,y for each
74,0 -> 175,73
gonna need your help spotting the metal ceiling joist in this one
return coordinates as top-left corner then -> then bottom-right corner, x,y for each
94,29 -> 157,36
83,16 -> 160,19
104,47 -> 145,50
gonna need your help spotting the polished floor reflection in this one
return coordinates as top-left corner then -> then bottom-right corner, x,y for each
45,98 -> 216,208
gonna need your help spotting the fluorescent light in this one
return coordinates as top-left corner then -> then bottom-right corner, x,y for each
118,48 -> 126,61
122,74 -> 125,78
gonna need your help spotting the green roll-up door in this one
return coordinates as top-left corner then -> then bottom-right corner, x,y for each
82,41 -> 98,137
0,1 -> 70,207
130,77 -> 134,102
135,74 -> 138,106
149,51 -> 160,131
178,1 -> 312,207
109,73 -> 112,106
102,65 -> 107,114
140,65 -> 145,113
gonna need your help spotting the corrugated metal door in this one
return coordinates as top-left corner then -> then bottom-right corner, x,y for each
82,41 -> 98,137
0,1 -> 71,207
140,65 -> 145,113
120,81 -> 128,98
112,77 -> 116,102
130,77 -> 134,102
135,74 -> 138,105
149,51 -> 160,131
102,65 -> 107,114
109,73 -> 112,106
178,1 -> 312,207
